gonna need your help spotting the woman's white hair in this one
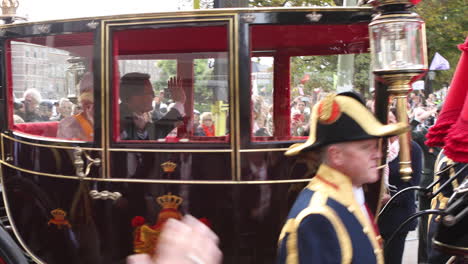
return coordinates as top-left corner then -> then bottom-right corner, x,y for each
23,88 -> 42,103
200,112 -> 212,121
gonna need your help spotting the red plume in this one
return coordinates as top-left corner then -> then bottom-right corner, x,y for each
444,98 -> 468,163
444,39 -> 468,162
131,216 -> 146,227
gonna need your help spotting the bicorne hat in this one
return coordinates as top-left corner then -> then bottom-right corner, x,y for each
285,93 -> 409,156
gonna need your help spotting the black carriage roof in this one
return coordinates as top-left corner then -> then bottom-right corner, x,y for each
0,7 -> 373,57
0,6 -> 373,28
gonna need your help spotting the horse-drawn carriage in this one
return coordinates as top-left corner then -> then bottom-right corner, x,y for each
0,2 -> 465,264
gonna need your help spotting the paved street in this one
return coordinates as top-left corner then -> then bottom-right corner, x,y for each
403,230 -> 418,264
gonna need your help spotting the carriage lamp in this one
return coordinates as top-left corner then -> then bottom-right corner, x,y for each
369,0 -> 427,181
66,56 -> 87,102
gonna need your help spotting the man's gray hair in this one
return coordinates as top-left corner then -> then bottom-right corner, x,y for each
23,88 -> 42,103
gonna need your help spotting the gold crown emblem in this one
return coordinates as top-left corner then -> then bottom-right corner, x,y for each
1,0 -> 19,16
161,161 -> 177,173
51,208 -> 67,217
156,193 -> 183,210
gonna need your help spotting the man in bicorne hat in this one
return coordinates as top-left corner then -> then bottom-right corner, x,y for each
277,93 -> 409,264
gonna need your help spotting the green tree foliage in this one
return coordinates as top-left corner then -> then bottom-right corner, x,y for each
290,55 -> 337,98
193,58 -> 218,112
290,54 -> 371,98
353,53 -> 371,97
154,60 -> 177,91
416,0 -> 468,90
154,59 -> 220,113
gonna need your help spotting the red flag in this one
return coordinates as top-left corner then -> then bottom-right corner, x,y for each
300,74 -> 310,84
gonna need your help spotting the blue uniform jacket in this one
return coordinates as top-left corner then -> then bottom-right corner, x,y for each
277,164 -> 384,264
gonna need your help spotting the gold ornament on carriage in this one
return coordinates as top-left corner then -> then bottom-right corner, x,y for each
161,161 -> 177,173
48,208 -> 72,229
132,193 -> 184,256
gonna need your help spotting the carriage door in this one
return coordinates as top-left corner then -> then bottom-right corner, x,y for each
102,14 -> 236,180
0,27 -> 106,263
1,30 -> 103,179
96,15 -> 235,258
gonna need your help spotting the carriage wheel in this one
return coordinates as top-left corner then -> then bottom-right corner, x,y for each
0,226 -> 29,264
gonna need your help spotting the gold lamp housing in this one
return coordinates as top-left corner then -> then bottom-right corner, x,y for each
369,0 -> 427,181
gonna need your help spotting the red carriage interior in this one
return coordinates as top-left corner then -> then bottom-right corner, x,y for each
13,122 -> 59,138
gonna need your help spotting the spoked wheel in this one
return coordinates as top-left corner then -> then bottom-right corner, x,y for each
0,191 -> 31,264
0,224 -> 30,264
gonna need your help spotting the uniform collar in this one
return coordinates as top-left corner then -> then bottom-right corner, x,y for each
307,164 -> 354,205
306,164 -> 384,262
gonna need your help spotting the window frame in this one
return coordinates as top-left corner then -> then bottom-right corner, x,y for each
5,30 -> 100,146
106,17 -> 235,149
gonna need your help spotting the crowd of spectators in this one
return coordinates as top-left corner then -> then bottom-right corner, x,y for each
364,90 -> 444,132
18,73 -> 219,141
251,89 -> 329,137
13,88 -> 76,124
15,85 -> 447,145
365,89 -> 445,264
251,88 -> 447,263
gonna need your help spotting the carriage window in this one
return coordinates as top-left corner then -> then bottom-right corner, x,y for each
112,24 -> 230,143
8,33 -> 95,141
250,24 -> 371,142
251,57 -> 274,137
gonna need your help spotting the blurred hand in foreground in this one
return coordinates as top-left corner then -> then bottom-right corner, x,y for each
127,215 -> 222,264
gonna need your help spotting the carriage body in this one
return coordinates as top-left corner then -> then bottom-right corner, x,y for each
0,7 -> 374,263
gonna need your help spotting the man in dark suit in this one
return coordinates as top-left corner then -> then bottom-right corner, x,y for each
119,73 -> 185,140
412,124 -> 440,263
277,93 -> 409,264
378,140 -> 422,264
